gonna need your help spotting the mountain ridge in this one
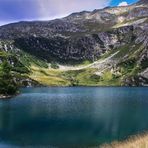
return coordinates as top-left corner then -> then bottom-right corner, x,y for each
0,0 -> 147,86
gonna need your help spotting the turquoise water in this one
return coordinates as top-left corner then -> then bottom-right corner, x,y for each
0,87 -> 148,148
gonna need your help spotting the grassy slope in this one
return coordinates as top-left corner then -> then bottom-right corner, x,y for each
30,65 -> 70,86
29,65 -> 121,86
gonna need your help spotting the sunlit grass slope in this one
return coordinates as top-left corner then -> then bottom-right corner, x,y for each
29,65 -> 122,86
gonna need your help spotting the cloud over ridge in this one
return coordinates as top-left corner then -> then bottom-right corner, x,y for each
118,1 -> 128,6
0,0 -> 111,26
36,0 -> 111,19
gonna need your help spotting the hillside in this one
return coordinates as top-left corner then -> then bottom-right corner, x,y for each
0,0 -> 147,87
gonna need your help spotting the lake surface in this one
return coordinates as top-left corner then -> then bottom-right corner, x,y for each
0,87 -> 148,148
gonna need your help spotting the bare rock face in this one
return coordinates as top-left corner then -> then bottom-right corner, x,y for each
7,26 -> 135,62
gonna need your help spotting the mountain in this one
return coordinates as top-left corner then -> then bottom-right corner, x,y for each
136,0 -> 148,4
0,0 -> 147,86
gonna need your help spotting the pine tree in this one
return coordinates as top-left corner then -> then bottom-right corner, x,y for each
0,60 -> 18,95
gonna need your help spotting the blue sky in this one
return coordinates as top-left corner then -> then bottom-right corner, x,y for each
0,0 -> 139,26
110,0 -> 138,6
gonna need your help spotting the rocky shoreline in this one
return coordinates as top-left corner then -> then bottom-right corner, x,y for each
0,95 -> 12,99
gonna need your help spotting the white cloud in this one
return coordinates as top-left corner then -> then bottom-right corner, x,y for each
118,1 -> 128,6
36,0 -> 111,20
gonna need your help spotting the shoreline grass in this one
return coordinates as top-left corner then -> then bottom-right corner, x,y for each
101,133 -> 148,148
